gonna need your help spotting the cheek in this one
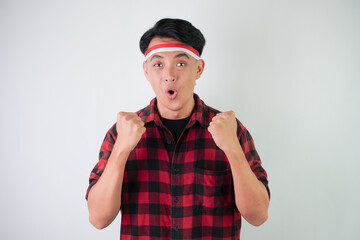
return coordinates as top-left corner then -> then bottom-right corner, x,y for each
188,66 -> 199,78
148,69 -> 161,80
148,78 -> 164,94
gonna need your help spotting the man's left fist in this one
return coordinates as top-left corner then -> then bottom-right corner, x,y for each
208,111 -> 239,152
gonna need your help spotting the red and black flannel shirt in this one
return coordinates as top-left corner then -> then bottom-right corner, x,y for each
86,94 -> 269,240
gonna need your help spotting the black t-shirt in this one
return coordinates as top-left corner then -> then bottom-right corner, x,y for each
160,116 -> 191,142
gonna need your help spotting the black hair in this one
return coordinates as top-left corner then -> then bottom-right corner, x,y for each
139,18 -> 206,56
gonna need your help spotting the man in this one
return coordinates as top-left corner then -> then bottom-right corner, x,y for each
86,18 -> 270,239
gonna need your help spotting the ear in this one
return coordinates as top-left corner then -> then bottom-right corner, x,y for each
195,59 -> 205,80
143,61 -> 149,81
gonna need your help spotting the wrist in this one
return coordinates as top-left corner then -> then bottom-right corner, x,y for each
113,140 -> 133,155
223,141 -> 246,163
109,141 -> 132,164
221,137 -> 241,154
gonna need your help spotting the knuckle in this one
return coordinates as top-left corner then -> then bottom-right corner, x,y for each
118,111 -> 129,120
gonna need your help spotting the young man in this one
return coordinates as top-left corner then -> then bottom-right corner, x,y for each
86,18 -> 270,239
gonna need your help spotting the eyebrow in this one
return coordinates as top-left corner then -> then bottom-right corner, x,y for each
174,53 -> 190,59
149,54 -> 164,62
148,53 -> 190,62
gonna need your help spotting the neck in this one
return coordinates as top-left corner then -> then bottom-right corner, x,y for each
157,97 -> 195,120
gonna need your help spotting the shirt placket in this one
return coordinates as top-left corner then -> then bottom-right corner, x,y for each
163,128 -> 184,239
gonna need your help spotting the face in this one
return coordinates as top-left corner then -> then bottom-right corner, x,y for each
143,37 -> 205,119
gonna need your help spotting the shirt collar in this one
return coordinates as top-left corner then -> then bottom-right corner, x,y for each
138,93 -> 211,129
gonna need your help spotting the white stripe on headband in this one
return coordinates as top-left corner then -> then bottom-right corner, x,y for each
144,43 -> 200,61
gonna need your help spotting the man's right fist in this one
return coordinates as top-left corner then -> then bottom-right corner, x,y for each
115,112 -> 146,153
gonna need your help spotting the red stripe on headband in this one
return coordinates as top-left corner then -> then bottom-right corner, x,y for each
145,43 -> 200,57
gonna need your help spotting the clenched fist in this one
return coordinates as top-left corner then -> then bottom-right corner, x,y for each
208,111 -> 239,152
115,112 -> 146,153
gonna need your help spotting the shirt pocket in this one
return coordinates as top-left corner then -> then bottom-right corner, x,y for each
194,167 -> 234,209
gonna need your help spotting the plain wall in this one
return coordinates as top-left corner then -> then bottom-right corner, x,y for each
1,0 -> 359,239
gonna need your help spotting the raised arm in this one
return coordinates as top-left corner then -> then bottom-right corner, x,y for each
87,112 -> 145,229
208,111 -> 269,226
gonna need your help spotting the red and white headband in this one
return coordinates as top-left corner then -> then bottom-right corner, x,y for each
145,43 -> 200,61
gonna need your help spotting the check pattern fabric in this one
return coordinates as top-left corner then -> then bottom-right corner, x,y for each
86,94 -> 269,240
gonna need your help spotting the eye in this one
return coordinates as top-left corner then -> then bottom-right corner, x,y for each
154,63 -> 163,67
177,62 -> 186,67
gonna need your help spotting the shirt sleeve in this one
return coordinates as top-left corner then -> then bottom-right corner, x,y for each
85,123 -> 117,200
237,120 -> 270,198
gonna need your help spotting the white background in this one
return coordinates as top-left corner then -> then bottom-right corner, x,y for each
1,0 -> 359,239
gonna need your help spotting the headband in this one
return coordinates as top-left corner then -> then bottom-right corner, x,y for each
144,43 -> 200,61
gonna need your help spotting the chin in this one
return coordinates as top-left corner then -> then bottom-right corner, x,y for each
167,102 -> 183,111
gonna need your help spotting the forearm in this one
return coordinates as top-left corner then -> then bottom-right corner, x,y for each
225,144 -> 269,226
87,142 -> 129,229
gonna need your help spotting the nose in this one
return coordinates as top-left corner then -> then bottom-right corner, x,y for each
164,65 -> 176,82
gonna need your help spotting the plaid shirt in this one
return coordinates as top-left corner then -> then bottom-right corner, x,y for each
86,94 -> 269,240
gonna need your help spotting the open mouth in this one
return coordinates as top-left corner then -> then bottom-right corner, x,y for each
166,89 -> 177,99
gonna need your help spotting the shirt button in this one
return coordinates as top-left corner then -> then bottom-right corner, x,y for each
174,197 -> 179,203
167,140 -> 172,145
174,168 -> 179,173
174,227 -> 179,232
